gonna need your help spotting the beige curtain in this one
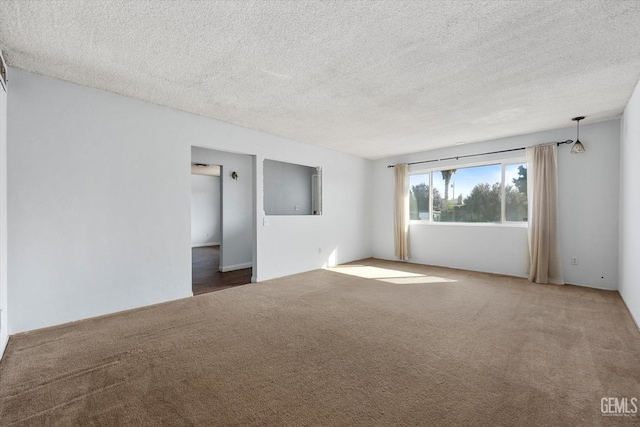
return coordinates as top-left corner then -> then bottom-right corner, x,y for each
526,143 -> 564,285
394,163 -> 410,261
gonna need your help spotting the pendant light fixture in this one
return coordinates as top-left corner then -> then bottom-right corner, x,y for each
570,116 -> 586,154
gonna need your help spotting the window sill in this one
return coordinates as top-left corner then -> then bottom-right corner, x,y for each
409,220 -> 528,228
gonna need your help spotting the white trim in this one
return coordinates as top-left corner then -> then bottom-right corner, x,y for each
371,256 -> 527,278
428,171 -> 433,218
191,242 -> 220,248
372,257 -> 621,293
0,334 -> 8,361
564,282 -> 617,291
410,220 -> 527,228
0,51 -> 6,358
500,163 -> 506,222
619,292 -> 640,332
220,262 -> 252,272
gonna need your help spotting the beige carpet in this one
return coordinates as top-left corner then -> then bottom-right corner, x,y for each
1,258 -> 639,426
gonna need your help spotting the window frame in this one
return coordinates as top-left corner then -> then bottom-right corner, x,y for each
408,157 -> 528,227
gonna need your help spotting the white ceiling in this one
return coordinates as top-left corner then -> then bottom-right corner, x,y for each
1,1 -> 640,159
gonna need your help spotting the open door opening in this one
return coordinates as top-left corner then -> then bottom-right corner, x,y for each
190,148 -> 253,295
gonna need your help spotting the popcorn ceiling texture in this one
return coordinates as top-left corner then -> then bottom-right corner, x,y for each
1,1 -> 640,159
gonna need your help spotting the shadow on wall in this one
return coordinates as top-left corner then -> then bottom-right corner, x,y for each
322,247 -> 338,269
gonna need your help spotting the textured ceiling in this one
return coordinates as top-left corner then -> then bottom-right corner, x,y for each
1,1 -> 640,159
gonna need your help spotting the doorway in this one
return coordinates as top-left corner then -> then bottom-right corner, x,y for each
191,245 -> 251,295
190,147 -> 254,295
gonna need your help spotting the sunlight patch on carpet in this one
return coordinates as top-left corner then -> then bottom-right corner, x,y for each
327,265 -> 457,284
378,276 -> 457,285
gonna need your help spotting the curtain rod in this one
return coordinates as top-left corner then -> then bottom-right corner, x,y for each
386,140 -> 573,168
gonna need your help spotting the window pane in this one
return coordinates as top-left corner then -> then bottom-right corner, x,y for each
433,164 -> 502,223
505,163 -> 528,221
409,174 -> 430,220
432,170 -> 448,222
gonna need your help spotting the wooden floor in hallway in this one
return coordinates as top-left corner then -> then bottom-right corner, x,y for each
192,246 -> 252,295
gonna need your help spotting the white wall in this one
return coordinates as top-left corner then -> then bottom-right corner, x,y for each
7,69 -> 372,333
256,152 -> 371,280
0,62 -> 7,358
619,79 -> 640,326
190,174 -> 221,247
372,120 -> 620,288
191,147 -> 253,271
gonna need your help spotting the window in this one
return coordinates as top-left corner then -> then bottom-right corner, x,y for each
409,160 -> 527,224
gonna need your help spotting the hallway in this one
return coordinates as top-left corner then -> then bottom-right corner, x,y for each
192,246 -> 252,295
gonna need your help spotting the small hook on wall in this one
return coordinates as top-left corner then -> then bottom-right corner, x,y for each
231,171 -> 238,180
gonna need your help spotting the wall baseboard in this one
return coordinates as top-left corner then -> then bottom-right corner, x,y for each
220,262 -> 252,272
564,282 -> 618,291
0,334 -> 8,361
371,255 -> 531,279
191,242 -> 220,248
371,256 -> 620,290
618,291 -> 640,333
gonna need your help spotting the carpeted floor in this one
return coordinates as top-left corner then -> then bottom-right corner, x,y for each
1,258 -> 639,426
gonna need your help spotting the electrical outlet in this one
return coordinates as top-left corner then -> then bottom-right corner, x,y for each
318,248 -> 322,254
571,257 -> 578,265
294,205 -> 299,211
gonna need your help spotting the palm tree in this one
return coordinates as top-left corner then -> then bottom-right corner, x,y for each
441,169 -> 457,200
